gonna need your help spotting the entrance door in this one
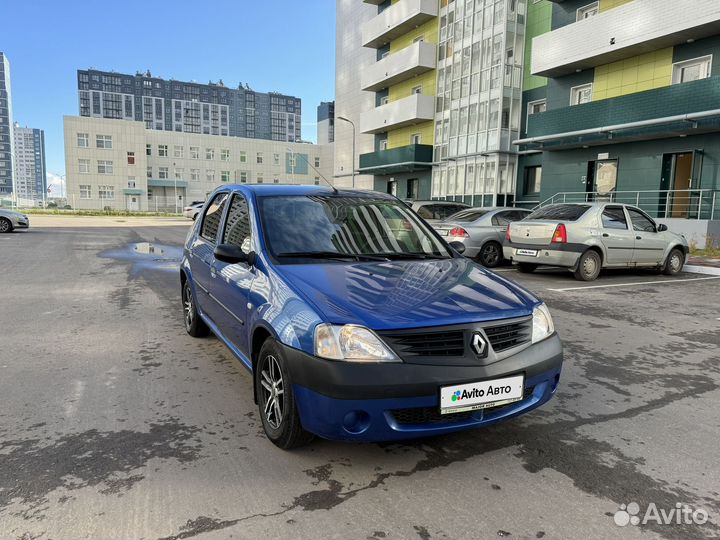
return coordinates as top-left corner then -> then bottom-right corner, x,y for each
595,160 -> 618,200
669,153 -> 693,218
128,196 -> 139,211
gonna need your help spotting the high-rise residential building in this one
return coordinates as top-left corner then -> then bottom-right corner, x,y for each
317,101 -> 335,144
77,69 -> 302,143
12,124 -> 47,203
514,0 -> 720,219
0,52 -> 14,196
63,116 -> 333,212
339,0 -> 527,204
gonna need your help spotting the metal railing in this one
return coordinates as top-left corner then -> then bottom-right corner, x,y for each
3,195 -> 187,215
535,189 -> 718,220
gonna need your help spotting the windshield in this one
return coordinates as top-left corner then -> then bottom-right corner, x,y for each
444,209 -> 490,222
259,195 -> 451,261
526,204 -> 591,221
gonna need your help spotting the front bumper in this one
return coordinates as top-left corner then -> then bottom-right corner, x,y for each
284,334 -> 563,442
503,242 -> 582,268
15,218 -> 29,229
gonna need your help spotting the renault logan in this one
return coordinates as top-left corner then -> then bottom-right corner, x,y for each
180,185 -> 562,448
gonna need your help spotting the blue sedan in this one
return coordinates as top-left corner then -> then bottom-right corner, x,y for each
180,185 -> 562,448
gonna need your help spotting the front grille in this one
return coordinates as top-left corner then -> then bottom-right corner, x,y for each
389,386 -> 535,426
383,331 -> 465,357
484,319 -> 531,352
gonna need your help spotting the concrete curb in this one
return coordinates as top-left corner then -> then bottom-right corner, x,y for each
684,264 -> 720,276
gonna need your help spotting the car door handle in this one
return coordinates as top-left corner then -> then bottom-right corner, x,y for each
602,233 -> 609,237
636,236 -> 642,240
210,268 -> 217,278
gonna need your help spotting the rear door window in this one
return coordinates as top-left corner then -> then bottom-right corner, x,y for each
601,206 -> 628,230
491,211 -> 514,226
200,192 -> 229,242
527,204 -> 591,221
222,193 -> 252,251
436,204 -> 468,219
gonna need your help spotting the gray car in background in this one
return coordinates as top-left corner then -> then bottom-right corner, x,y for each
504,202 -> 689,281
410,200 -> 470,224
433,207 -> 531,267
0,209 -> 30,233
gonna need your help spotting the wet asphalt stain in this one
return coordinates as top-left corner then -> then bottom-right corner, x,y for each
157,516 -> 244,540
414,524 -> 431,540
98,241 -> 182,278
670,328 -> 720,346
0,418 -> 202,513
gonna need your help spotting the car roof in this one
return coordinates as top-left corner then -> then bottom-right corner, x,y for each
215,183 -> 398,200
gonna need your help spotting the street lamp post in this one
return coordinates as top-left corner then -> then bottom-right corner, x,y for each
173,161 -> 178,214
337,116 -> 355,188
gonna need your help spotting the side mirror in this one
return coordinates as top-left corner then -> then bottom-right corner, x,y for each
657,223 -> 668,232
448,241 -> 466,254
214,243 -> 256,265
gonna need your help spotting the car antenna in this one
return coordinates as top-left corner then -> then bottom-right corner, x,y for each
287,147 -> 339,194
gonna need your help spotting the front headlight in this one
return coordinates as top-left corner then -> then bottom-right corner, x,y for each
314,324 -> 400,362
532,303 -> 555,344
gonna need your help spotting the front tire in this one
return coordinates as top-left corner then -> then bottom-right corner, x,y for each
182,279 -> 209,337
478,241 -> 503,268
0,217 -> 12,233
662,247 -> 685,276
573,250 -> 602,281
256,338 -> 313,449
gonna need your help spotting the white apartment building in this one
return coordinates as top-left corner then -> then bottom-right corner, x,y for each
13,124 -> 47,204
64,116 -> 334,212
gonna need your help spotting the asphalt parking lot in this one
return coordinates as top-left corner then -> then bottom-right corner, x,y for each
1,217 -> 719,540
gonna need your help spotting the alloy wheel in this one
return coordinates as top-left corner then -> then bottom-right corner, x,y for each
0,219 -> 9,233
481,244 -> 500,267
183,283 -> 194,331
260,355 -> 284,430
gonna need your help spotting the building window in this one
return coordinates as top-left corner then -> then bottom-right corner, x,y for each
98,185 -> 115,200
527,99 -> 546,117
524,166 -> 542,194
240,171 -> 248,183
314,156 -> 320,167
221,149 -> 230,161
190,146 -> 200,159
174,167 -> 184,180
190,168 -> 200,181
127,151 -> 135,165
273,153 -> 280,165
174,145 -> 184,158
206,148 -> 214,160
147,166 -> 152,178
672,56 -> 712,84
273,174 -> 280,183
570,83 -> 593,105
257,152 -> 263,164
379,139 -> 388,151
206,169 -> 215,182
411,133 -> 422,144
239,151 -> 247,163
380,96 -> 389,106
78,159 -> 90,174
98,160 -> 113,174
127,178 -> 136,188
146,144 -> 152,156
79,184 -> 91,199
158,166 -> 169,179
221,170 -> 230,182
257,175 -> 264,184
96,135 -> 112,149
158,144 -> 168,157
576,2 -> 599,21
412,85 -> 422,95
77,133 -> 89,148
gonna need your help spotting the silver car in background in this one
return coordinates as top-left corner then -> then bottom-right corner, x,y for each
504,202 -> 689,281
0,209 -> 30,233
410,200 -> 470,224
433,207 -> 531,267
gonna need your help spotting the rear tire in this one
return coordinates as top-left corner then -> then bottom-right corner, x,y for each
573,250 -> 602,281
256,338 -> 314,449
517,262 -> 537,273
477,241 -> 503,268
0,217 -> 12,233
182,279 -> 210,337
662,247 -> 685,276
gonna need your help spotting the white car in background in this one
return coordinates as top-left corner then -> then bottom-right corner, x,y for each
183,201 -> 205,220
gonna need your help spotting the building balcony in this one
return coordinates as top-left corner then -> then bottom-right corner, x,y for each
358,144 -> 434,175
361,0 -> 439,49
531,0 -> 720,77
521,76 -> 720,148
361,41 -> 437,92
359,93 -> 435,135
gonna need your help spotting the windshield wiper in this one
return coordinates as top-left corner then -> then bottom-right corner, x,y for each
275,251 -> 389,262
374,252 -> 450,260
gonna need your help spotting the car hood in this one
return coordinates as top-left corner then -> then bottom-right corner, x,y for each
275,257 -> 538,330
0,210 -> 23,219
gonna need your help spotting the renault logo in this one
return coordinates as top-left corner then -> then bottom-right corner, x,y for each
471,333 -> 487,357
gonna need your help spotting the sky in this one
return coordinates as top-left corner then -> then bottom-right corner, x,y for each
2,0 -> 336,194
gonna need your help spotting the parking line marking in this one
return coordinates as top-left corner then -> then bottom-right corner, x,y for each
547,276 -> 720,292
